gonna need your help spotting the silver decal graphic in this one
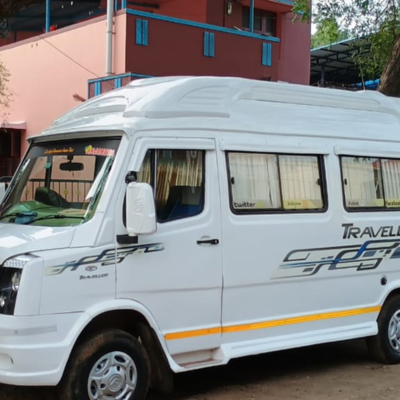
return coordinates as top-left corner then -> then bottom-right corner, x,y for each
45,243 -> 165,276
273,239 -> 400,279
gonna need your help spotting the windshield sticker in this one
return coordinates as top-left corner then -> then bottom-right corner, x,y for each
85,145 -> 115,157
45,147 -> 74,155
45,243 -> 165,276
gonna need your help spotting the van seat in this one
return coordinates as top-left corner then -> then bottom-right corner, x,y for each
35,187 -> 70,208
162,186 -> 203,221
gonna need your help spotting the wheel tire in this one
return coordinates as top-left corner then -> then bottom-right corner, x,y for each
60,329 -> 150,400
367,296 -> 400,364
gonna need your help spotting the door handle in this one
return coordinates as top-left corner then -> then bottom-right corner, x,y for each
196,238 -> 219,245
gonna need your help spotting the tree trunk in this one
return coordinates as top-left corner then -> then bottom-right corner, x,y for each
378,35 -> 400,97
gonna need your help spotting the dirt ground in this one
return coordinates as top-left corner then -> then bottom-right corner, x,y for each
1,338 -> 399,400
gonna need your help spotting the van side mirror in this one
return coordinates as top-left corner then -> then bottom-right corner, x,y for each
126,182 -> 157,236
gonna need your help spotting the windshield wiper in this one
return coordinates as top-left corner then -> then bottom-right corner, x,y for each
23,214 -> 85,225
0,211 -> 37,222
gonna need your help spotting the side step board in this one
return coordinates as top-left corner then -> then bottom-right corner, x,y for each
170,322 -> 377,372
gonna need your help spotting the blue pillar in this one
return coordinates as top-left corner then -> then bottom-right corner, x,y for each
250,0 -> 254,33
122,0 -> 127,9
45,0 -> 50,33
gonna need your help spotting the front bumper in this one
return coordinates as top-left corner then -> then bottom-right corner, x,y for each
0,312 -> 89,386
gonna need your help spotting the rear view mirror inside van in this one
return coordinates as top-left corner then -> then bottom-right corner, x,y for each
59,161 -> 84,172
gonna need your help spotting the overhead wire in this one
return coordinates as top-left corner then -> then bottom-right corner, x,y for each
38,33 -> 117,93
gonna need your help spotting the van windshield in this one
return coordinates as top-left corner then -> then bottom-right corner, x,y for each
0,137 -> 120,227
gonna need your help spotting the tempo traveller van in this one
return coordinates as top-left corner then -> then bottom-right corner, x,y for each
1,76 -> 400,399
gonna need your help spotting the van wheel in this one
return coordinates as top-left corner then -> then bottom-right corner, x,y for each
367,296 -> 400,364
61,329 -> 150,400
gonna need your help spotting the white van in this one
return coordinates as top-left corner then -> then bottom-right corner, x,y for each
1,76 -> 400,399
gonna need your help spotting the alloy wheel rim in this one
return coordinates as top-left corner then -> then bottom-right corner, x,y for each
388,310 -> 400,353
88,351 -> 137,400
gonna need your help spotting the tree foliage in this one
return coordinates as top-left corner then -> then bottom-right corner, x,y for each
311,18 -> 349,49
0,59 -> 10,116
0,0 -> 28,116
294,0 -> 400,96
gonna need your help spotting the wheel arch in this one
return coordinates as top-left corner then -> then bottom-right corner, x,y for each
377,281 -> 400,313
382,287 -> 400,305
65,306 -> 174,393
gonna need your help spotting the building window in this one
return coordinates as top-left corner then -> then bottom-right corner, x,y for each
136,19 -> 149,46
341,156 -> 400,210
204,31 -> 215,58
242,7 -> 277,36
262,42 -> 272,66
227,152 -> 326,213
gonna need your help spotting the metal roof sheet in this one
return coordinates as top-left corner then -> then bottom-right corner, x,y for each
310,38 -> 374,87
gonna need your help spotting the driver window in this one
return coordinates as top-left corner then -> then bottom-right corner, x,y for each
137,149 -> 205,223
137,151 -> 152,184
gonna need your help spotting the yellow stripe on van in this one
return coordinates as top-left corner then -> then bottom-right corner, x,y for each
164,306 -> 381,341
165,327 -> 222,341
222,306 -> 381,334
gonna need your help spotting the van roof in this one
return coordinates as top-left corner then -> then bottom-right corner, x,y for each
43,76 -> 400,137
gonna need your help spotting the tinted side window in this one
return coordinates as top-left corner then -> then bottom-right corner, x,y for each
137,150 -> 205,223
136,150 -> 152,185
382,159 -> 400,208
341,156 -> 400,210
341,157 -> 383,208
227,152 -> 326,213
228,152 -> 280,210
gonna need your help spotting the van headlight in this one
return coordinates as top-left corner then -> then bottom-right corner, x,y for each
0,255 -> 30,315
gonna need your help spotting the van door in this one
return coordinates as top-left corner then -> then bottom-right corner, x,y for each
116,139 -> 223,357
219,147 -> 366,352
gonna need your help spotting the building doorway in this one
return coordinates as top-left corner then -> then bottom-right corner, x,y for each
0,128 -> 21,177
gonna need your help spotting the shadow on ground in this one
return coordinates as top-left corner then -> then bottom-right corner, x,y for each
0,339 -> 372,400
148,339 -> 371,400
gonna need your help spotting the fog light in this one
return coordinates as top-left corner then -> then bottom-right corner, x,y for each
0,294 -> 6,308
0,255 -> 36,315
11,272 -> 20,292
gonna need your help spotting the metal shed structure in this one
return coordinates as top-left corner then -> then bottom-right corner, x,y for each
310,38 -> 379,90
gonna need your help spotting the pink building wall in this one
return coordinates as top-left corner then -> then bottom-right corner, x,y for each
221,0 -> 311,85
0,2 -> 310,161
125,13 -> 279,80
101,0 -> 208,22
278,12 -> 311,84
0,14 -> 127,154
156,0 -> 207,22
